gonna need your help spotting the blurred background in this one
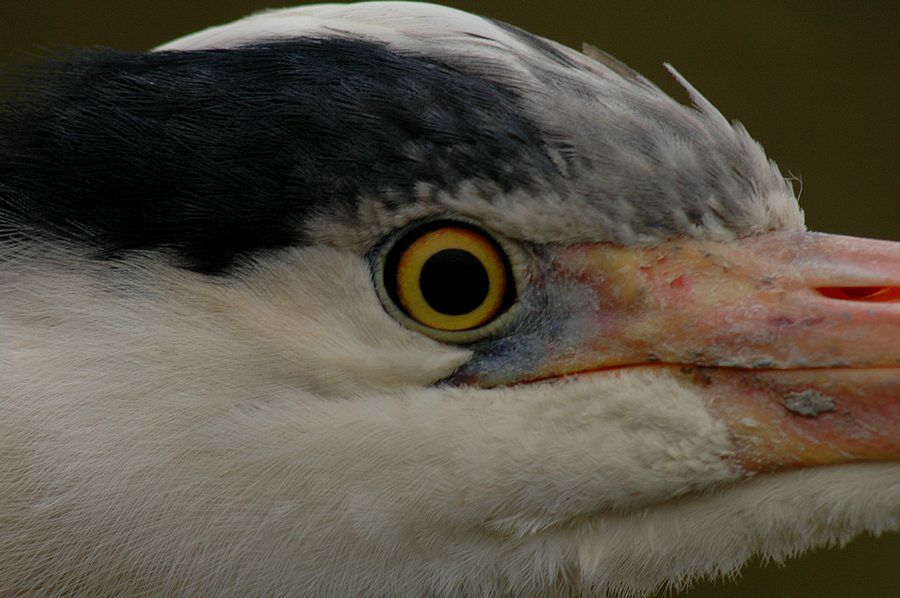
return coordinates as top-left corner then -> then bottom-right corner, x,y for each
1,1 -> 897,596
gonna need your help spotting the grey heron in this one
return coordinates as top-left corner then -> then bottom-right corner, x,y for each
0,2 -> 897,596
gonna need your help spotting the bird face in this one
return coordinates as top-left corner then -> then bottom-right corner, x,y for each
298,202 -> 899,535
1,2 -> 897,596
439,229 -> 899,471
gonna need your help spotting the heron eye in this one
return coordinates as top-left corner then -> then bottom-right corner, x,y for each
388,225 -> 511,331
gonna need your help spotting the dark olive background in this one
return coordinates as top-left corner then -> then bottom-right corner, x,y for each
1,1 -> 897,596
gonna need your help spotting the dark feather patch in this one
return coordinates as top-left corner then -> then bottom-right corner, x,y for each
0,39 -> 552,271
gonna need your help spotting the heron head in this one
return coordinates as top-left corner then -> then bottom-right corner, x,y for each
1,3 -> 897,595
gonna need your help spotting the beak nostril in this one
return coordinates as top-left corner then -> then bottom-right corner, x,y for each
816,286 -> 900,303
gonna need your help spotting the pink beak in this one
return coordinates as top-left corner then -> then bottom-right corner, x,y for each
526,231 -> 900,471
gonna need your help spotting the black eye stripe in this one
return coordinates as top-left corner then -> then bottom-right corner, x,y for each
419,249 -> 490,315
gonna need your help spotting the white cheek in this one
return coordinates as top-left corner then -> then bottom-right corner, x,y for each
404,368 -> 741,533
0,246 -> 470,590
200,248 -> 472,395
2,246 -> 469,395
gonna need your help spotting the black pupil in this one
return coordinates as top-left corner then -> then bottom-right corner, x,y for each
419,249 -> 490,315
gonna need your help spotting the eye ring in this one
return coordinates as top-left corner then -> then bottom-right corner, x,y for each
381,222 -> 516,334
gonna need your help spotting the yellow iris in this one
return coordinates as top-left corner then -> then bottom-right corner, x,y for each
394,226 -> 508,331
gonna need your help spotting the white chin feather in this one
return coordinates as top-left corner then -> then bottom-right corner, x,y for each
571,463 -> 900,597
